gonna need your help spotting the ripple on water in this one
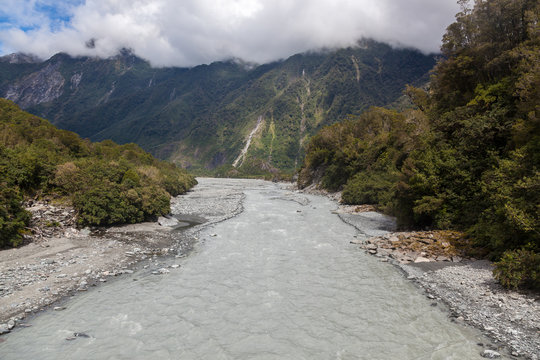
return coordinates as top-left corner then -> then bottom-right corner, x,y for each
0,179 -> 488,360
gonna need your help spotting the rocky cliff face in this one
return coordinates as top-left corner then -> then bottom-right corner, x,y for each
5,63 -> 65,108
0,53 -> 40,64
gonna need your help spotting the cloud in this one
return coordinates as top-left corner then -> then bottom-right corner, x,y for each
0,0 -> 460,67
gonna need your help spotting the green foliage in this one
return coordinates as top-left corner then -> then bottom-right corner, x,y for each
1,42 -> 436,176
300,0 -> 539,289
342,171 -> 399,210
494,249 -> 540,290
299,106 -> 426,197
0,99 -> 196,242
0,183 -> 30,248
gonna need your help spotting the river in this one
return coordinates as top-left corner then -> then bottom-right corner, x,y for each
0,178 -> 487,359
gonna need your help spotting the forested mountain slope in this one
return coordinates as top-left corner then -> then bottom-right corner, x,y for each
0,41 -> 436,176
299,0 -> 539,289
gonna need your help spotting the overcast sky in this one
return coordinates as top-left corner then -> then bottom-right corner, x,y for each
0,0 -> 460,67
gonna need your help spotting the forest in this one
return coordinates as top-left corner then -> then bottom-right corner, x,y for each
0,99 -> 196,248
299,0 -> 539,290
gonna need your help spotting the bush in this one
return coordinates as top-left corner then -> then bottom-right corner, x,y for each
0,184 -> 30,248
342,171 -> 398,209
73,183 -> 141,226
0,99 -> 197,246
494,249 -> 540,290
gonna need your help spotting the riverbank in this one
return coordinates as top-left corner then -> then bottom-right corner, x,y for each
0,178 -> 246,335
300,185 -> 540,360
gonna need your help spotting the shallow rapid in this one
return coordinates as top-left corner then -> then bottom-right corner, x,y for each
0,179 -> 487,359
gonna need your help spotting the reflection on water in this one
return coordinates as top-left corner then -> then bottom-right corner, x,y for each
0,179 -> 486,360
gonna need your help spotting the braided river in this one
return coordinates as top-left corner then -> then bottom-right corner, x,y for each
0,179 -> 487,359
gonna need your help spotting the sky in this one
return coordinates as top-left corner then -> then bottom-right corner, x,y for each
0,0 -> 461,67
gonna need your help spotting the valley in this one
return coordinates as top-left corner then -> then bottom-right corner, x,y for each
0,41 -> 436,175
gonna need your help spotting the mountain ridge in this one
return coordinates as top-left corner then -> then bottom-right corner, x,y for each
1,40 -> 436,176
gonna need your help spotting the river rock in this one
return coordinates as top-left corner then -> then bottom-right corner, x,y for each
153,268 -> 170,275
0,323 -> 10,335
7,320 -> 15,330
365,243 -> 378,250
414,256 -> 431,263
436,255 -> 451,262
158,216 -> 179,227
481,349 -> 501,358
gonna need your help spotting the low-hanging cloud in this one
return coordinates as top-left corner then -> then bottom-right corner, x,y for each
0,0 -> 460,67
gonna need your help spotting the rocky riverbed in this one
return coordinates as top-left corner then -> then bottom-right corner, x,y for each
302,189 -> 540,360
2,179 -> 539,360
0,178 -> 245,336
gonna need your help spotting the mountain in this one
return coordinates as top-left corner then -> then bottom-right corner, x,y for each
0,40 -> 436,176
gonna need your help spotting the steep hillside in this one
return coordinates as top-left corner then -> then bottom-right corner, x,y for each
0,40 -> 436,175
0,99 -> 196,247
299,0 -> 539,289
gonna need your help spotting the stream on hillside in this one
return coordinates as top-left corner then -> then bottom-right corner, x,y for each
0,179 -> 488,359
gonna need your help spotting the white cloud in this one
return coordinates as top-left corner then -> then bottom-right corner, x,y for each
0,0 -> 460,67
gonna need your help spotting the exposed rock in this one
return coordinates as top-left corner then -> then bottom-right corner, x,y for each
0,53 -> 41,64
153,268 -> 170,275
5,63 -> 65,108
73,332 -> 90,338
0,323 -> 10,335
481,349 -> 501,358
158,216 -> 179,227
414,256 -> 431,263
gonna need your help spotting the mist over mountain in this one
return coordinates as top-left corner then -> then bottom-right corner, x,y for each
0,40 -> 436,176
0,0 -> 458,67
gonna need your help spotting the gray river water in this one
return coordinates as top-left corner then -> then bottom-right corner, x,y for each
1,179 -> 487,359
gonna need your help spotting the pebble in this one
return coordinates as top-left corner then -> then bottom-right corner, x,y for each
53,306 -> 66,311
480,349 -> 501,358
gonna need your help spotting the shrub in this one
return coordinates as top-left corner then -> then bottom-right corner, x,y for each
0,184 -> 30,248
494,249 -> 540,290
73,183 -> 142,226
342,171 -> 398,210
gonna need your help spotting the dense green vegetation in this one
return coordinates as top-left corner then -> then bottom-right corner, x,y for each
0,99 -> 196,248
299,0 -> 539,289
1,42 -> 435,175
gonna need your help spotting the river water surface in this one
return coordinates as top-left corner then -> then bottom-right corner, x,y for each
1,179 -> 487,359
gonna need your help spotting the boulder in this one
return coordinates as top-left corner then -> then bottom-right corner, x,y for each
157,216 -> 179,227
481,349 -> 501,358
0,324 -> 10,335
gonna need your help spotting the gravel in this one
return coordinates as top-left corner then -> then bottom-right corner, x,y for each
298,186 -> 540,360
0,177 -> 247,335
